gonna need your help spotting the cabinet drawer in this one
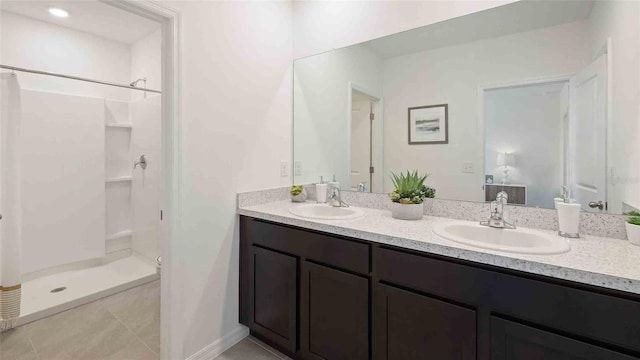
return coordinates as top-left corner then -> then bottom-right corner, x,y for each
491,317 -> 639,360
377,246 -> 640,353
241,217 -> 370,275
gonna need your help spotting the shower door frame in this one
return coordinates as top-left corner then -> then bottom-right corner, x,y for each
100,1 -> 181,360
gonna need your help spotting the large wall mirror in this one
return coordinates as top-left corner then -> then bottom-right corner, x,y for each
293,0 -> 640,214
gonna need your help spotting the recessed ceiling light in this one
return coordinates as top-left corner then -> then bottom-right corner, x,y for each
48,8 -> 69,18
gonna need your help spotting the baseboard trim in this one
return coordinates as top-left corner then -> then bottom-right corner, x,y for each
186,324 -> 249,360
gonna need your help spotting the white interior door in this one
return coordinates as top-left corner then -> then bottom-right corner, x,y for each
350,99 -> 371,191
569,54 -> 607,212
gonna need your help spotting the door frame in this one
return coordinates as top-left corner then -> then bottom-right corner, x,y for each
100,1 -> 181,359
347,82 -> 382,192
477,74 -> 573,202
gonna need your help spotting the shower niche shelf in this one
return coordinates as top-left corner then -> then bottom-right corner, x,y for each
106,176 -> 133,183
106,123 -> 133,129
106,229 -> 133,241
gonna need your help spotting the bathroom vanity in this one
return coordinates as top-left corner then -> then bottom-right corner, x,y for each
238,200 -> 640,360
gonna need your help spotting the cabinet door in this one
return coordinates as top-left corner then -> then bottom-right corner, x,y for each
490,317 -> 639,360
375,283 -> 476,360
248,246 -> 298,353
300,261 -> 369,360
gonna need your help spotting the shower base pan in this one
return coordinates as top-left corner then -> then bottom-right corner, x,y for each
17,255 -> 158,326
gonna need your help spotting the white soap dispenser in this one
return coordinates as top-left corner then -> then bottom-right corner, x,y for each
328,174 -> 340,191
316,176 -> 328,204
557,186 -> 581,238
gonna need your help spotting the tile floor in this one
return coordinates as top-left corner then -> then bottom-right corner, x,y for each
1,281 -> 290,360
218,336 -> 291,360
1,280 -> 159,360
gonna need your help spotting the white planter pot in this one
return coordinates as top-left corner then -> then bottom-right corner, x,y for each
391,202 -> 423,221
626,222 -> 640,246
291,188 -> 308,203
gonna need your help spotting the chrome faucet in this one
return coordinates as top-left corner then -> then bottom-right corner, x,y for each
481,191 -> 515,229
328,184 -> 349,208
358,181 -> 367,193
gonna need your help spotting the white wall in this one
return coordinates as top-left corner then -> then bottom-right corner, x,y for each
0,11 -> 132,101
162,1 -> 292,358
130,29 -> 162,102
382,20 -> 590,201
131,95 -> 161,264
588,0 -> 640,212
20,90 -> 105,274
292,0 -> 517,58
294,44 -> 383,187
484,83 -> 565,209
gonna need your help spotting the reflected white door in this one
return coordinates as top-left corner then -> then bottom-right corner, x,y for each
569,54 -> 607,212
350,99 -> 371,191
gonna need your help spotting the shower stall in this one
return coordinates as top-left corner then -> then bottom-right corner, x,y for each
0,64 -> 161,328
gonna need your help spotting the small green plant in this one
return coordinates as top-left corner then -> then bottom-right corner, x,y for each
389,170 -> 436,205
290,185 -> 303,196
624,211 -> 640,226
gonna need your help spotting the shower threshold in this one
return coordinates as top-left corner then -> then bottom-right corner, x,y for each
17,255 -> 158,326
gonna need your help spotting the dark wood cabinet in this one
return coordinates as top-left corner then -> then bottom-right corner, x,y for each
248,245 -> 298,353
490,317 -> 637,360
375,283 -> 476,360
301,261 -> 369,360
240,216 -> 640,360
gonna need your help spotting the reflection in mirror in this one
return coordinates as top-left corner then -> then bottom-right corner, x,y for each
293,0 -> 640,214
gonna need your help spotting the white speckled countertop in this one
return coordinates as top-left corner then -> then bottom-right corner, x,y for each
238,200 -> 640,295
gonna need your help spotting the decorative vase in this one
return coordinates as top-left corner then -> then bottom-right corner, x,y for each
390,202 -> 423,221
626,222 -> 640,246
291,188 -> 308,203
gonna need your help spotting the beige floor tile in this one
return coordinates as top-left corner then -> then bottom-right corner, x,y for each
33,315 -> 138,360
102,281 -> 160,338
102,338 -> 158,360
4,281 -> 159,360
217,338 -> 281,360
247,337 -> 291,359
0,327 -> 38,360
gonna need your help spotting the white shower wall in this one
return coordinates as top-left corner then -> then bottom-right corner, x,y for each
1,10 -> 162,276
21,90 -> 106,274
131,95 -> 161,263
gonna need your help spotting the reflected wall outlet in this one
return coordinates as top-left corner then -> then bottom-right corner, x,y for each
463,162 -> 475,173
294,161 -> 302,176
280,161 -> 288,177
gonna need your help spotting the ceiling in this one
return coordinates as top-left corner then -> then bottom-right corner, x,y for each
365,0 -> 595,59
0,0 -> 160,44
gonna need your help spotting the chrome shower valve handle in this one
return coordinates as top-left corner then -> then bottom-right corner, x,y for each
134,154 -> 147,170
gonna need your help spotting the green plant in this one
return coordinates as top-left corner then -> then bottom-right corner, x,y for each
290,185 -> 303,196
624,211 -> 640,225
388,170 -> 436,205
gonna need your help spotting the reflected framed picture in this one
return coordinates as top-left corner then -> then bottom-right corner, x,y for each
408,104 -> 448,145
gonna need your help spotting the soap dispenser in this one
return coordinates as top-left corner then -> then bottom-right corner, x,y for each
557,186 -> 581,238
328,175 -> 340,191
316,176 -> 328,204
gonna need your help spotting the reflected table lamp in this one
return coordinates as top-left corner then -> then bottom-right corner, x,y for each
497,152 -> 515,184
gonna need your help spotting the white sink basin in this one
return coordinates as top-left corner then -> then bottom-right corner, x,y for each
432,221 -> 570,255
289,203 -> 364,220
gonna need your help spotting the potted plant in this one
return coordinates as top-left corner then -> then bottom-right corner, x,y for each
290,185 -> 308,202
389,170 -> 436,220
624,211 -> 640,246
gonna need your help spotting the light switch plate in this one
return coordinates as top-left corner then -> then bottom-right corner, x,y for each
280,161 -> 288,177
463,162 -> 475,173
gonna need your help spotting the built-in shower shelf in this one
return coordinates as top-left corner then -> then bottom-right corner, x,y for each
105,176 -> 133,183
105,123 -> 133,128
106,229 -> 133,241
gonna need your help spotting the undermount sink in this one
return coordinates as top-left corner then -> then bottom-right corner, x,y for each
289,203 -> 364,220
433,221 -> 570,255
